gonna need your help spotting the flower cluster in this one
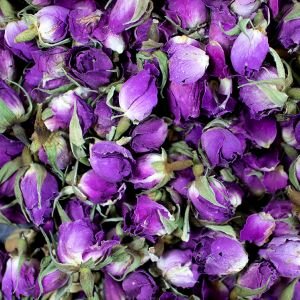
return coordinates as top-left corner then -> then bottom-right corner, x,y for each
0,0 -> 300,299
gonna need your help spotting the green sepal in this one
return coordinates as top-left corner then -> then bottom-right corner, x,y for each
0,0 -> 15,19
181,203 -> 190,242
40,229 -> 80,273
14,167 -> 31,223
15,26 -> 37,43
257,83 -> 288,107
0,99 -> 17,133
0,156 -> 23,185
194,176 -> 226,208
38,257 -> 70,297
80,267 -> 94,299
69,101 -> 88,164
205,224 -> 236,238
279,278 -> 299,300
223,18 -> 250,36
284,2 -> 300,22
204,119 -> 230,130
231,279 -> 271,299
158,211 -> 177,235
125,0 -> 150,25
44,133 -> 65,181
152,50 -> 168,97
289,156 -> 300,191
269,47 -> 285,80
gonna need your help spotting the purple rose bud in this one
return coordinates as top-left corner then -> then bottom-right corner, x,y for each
243,115 -> 277,148
188,177 -> 242,223
264,200 -> 298,236
69,8 -> 102,44
38,133 -> 72,170
0,48 -> 15,81
30,47 -> 69,92
78,170 -> 120,204
119,70 -> 158,122
259,236 -> 300,278
54,0 -> 96,10
209,5 -> 236,51
231,0 -> 261,17
4,21 -> 38,61
167,80 -> 202,124
237,261 -> 278,292
67,46 -> 113,89
32,0 -> 52,5
2,257 -> 40,299
90,141 -> 134,183
57,219 -> 117,265
279,2 -> 300,49
262,165 -> 288,194
0,79 -> 25,132
201,78 -> 236,117
281,118 -> 300,149
108,0 -> 149,34
157,249 -> 199,288
168,43 -> 209,84
65,198 -> 91,221
20,164 -> 58,226
122,271 -> 157,300
94,100 -> 117,138
131,117 -> 168,153
41,269 -> 69,295
164,0 -> 207,29
160,292 -> 186,300
36,6 -> 69,44
44,88 -> 93,133
103,274 -> 126,300
240,213 -> 276,246
206,41 -> 229,78
239,67 -> 288,119
170,168 -> 194,197
132,195 -> 173,237
0,174 -> 17,199
130,153 -> 168,189
201,127 -> 245,167
0,135 -> 23,167
230,29 -> 269,75
194,230 -> 248,275
106,253 -> 132,277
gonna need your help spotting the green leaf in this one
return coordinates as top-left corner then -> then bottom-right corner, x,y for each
0,157 -> 23,185
279,278 -> 299,300
0,99 -> 16,132
205,224 -> 236,238
153,51 -> 168,97
195,176 -> 225,208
